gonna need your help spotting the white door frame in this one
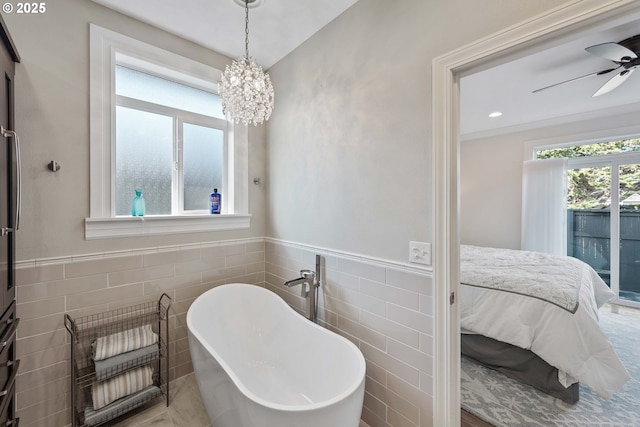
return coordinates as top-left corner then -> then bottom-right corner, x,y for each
431,0 -> 640,425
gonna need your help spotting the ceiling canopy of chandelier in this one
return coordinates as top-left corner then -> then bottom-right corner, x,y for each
219,0 -> 274,126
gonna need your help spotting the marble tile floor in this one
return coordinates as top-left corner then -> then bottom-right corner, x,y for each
110,374 -> 211,427
108,373 -> 371,427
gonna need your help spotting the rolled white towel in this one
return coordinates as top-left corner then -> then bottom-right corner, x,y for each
93,344 -> 159,382
91,366 -> 154,410
92,325 -> 158,361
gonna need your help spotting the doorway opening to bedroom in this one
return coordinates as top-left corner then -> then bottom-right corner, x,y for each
537,138 -> 640,307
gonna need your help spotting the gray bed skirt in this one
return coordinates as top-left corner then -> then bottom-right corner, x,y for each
461,333 -> 579,404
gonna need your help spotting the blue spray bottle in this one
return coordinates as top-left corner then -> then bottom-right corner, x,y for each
210,188 -> 221,214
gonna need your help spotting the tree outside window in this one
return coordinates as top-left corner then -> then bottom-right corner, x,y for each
537,139 -> 640,209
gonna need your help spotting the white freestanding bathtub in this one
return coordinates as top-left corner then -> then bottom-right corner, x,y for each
186,283 -> 366,427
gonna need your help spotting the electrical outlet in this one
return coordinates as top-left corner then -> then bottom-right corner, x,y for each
409,241 -> 431,265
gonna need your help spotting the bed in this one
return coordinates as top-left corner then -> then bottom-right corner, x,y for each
459,244 -> 630,403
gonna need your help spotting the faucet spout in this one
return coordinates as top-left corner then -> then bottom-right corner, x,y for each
284,277 -> 307,288
284,269 -> 314,297
282,256 -> 322,323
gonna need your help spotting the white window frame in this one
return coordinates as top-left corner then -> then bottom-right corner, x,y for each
87,24 -> 250,239
115,69 -> 229,215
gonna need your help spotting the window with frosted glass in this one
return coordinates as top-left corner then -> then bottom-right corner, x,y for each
115,106 -> 173,215
183,123 -> 224,211
114,61 -> 227,217
115,65 -> 224,119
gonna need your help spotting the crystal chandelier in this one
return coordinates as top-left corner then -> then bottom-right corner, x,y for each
219,0 -> 274,126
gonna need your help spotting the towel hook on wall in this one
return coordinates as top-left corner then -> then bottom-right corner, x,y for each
48,160 -> 61,172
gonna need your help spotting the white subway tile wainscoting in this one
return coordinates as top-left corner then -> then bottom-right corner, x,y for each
14,237 -> 433,427
15,239 -> 265,427
264,239 -> 434,427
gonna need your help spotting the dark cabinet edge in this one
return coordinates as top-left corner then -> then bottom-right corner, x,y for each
0,14 -> 19,63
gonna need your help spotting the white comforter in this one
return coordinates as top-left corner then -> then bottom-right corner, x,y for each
460,245 -> 630,400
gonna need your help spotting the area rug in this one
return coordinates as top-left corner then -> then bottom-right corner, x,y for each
460,309 -> 640,426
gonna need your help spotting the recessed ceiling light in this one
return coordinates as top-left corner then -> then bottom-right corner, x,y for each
489,111 -> 503,118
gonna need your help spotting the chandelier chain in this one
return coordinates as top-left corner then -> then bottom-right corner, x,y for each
244,0 -> 249,59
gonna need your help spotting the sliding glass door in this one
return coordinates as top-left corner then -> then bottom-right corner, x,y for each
566,159 -> 640,306
618,164 -> 640,303
567,165 -> 611,287
537,139 -> 640,306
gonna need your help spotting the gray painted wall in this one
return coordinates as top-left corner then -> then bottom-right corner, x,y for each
265,0 -> 570,263
4,0 -> 570,263
4,0 -> 267,261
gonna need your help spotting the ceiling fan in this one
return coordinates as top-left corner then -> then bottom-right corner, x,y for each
533,34 -> 640,97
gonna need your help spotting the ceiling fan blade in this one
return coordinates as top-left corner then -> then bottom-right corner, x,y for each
532,67 -> 619,94
586,42 -> 637,62
593,68 -> 634,97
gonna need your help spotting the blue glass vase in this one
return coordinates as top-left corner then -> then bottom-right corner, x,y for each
132,189 -> 146,216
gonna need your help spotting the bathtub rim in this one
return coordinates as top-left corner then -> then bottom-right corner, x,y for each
186,282 -> 367,413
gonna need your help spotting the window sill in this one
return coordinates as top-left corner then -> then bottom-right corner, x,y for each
85,214 -> 251,240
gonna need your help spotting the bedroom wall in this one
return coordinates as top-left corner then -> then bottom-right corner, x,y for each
460,137 -> 524,250
3,0 -> 267,262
